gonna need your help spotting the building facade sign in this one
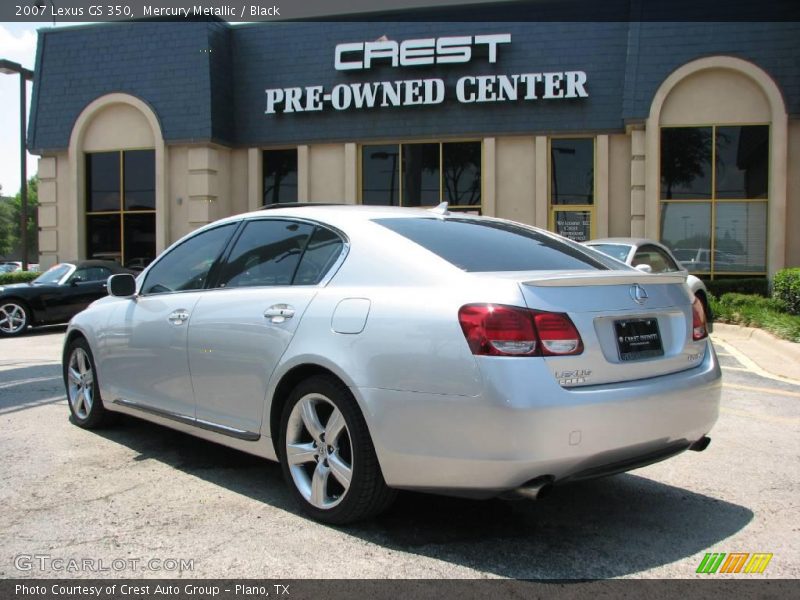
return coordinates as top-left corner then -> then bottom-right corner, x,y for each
264,33 -> 588,115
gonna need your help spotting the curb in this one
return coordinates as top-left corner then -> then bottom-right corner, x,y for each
711,323 -> 800,383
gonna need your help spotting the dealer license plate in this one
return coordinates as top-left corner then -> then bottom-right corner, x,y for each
614,318 -> 664,361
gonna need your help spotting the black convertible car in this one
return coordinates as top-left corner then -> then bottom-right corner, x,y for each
0,260 -> 133,337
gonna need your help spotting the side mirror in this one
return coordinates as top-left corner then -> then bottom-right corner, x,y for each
108,273 -> 137,298
69,276 -> 83,286
634,264 -> 653,273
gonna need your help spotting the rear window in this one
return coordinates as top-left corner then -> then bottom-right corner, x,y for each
586,243 -> 632,263
374,217 -> 620,272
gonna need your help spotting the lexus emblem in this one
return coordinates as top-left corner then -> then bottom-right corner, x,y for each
630,284 -> 648,305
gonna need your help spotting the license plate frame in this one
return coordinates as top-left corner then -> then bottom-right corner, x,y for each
614,318 -> 664,361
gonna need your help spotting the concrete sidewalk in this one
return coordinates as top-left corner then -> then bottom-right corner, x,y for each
711,322 -> 800,383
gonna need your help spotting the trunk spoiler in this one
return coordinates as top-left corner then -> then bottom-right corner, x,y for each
522,271 -> 687,287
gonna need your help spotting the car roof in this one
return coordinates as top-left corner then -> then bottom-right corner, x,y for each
252,204 -> 451,220
202,204 -> 481,234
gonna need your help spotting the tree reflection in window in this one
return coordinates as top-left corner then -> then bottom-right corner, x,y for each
444,142 -> 481,206
263,149 -> 298,205
660,127 -> 712,200
659,125 -> 769,277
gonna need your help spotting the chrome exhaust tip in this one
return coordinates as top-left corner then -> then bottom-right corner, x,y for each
509,476 -> 554,501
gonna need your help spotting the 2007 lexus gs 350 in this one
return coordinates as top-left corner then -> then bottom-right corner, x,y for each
63,205 -> 721,523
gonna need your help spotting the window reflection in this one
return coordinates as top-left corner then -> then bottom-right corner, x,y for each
714,203 -> 767,272
551,138 -> 594,205
142,224 -> 236,294
362,145 -> 399,206
362,142 -> 482,209
660,127 -> 712,200
715,126 -> 768,199
123,213 -> 156,270
660,125 -> 769,276
86,150 -> 156,266
402,144 -> 439,207
220,220 -> 314,288
660,203 -> 712,273
86,214 -> 121,263
263,149 -> 298,205
444,142 -> 481,206
124,150 -> 156,210
86,152 -> 120,212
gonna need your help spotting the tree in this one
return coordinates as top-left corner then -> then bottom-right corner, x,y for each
0,177 -> 39,261
660,128 -> 712,200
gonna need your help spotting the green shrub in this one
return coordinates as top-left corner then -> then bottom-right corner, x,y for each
0,271 -> 40,285
711,292 -> 800,343
718,292 -> 786,312
703,277 -> 770,298
772,268 -> 800,316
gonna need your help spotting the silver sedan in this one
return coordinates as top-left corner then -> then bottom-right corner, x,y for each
584,238 -> 713,326
62,205 -> 721,524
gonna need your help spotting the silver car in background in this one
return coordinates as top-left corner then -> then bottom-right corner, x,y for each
63,205 -> 721,523
584,238 -> 713,327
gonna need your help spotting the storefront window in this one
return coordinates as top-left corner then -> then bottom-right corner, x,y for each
263,149 -> 298,205
85,150 -> 156,269
361,141 -> 481,211
124,150 -> 156,210
549,138 -> 594,242
659,125 -> 768,277
362,145 -> 399,206
715,126 -> 769,199
402,143 -> 439,207
443,142 -> 481,206
659,127 -> 712,200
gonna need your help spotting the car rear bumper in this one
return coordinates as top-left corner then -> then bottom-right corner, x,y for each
356,339 -> 721,495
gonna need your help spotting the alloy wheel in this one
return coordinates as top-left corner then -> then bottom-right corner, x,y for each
67,347 -> 94,420
0,303 -> 27,335
285,393 -> 354,510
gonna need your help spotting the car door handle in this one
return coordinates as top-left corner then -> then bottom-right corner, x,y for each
264,304 -> 295,323
168,309 -> 190,325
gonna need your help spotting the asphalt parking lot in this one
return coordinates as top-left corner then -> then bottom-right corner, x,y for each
0,328 -> 798,579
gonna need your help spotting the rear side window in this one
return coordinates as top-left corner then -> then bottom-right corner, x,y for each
219,220 -> 314,288
294,227 -> 345,285
217,219 -> 345,288
373,217 -> 618,272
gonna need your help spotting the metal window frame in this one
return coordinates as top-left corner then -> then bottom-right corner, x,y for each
262,146 -> 300,206
658,123 -> 770,279
85,148 -> 156,267
358,138 -> 483,211
547,135 -> 597,241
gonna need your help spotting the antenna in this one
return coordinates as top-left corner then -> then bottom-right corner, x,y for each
428,201 -> 449,215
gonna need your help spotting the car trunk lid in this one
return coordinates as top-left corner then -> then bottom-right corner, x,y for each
481,270 -> 706,387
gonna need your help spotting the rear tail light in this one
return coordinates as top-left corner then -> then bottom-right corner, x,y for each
533,312 -> 584,355
458,304 -> 583,357
691,297 -> 708,341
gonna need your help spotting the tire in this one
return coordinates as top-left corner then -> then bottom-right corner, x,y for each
64,337 -> 110,429
278,375 -> 396,524
0,300 -> 30,337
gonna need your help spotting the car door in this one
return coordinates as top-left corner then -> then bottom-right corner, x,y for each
99,223 -> 238,418
187,219 -> 346,436
58,266 -> 113,320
